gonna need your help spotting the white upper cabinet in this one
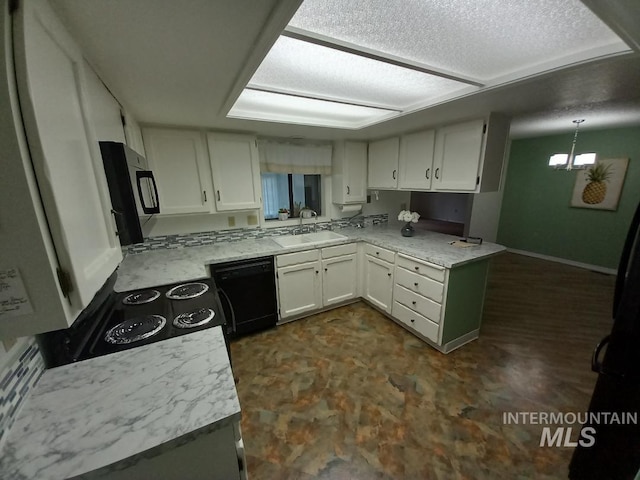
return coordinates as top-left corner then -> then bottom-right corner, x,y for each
84,61 -> 126,144
398,130 -> 436,191
143,128 -> 213,215
368,113 -> 508,194
206,133 -> 261,211
368,137 -> 399,189
332,140 -> 367,204
432,119 -> 485,191
8,0 -> 122,333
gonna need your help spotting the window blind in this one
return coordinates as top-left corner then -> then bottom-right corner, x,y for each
258,140 -> 332,175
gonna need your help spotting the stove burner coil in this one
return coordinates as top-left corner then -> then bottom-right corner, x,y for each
122,289 -> 161,305
165,282 -> 209,300
104,315 -> 166,345
173,308 -> 215,328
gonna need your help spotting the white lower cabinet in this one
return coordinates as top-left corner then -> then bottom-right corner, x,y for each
391,254 -> 445,343
277,260 -> 322,319
276,244 -> 358,320
275,242 -> 489,353
322,253 -> 357,306
392,301 -> 440,343
362,253 -> 394,314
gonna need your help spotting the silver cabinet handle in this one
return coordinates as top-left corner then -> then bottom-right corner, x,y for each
346,185 -> 350,194
392,169 -> 397,179
435,168 -> 440,179
426,168 -> 430,179
203,191 -> 207,202
217,190 -> 221,201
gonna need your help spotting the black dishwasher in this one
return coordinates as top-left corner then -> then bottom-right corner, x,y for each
211,257 -> 278,338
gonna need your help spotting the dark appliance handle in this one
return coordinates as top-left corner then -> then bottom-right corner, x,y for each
136,170 -> 160,215
591,335 -> 611,373
613,200 -> 640,317
218,288 -> 237,335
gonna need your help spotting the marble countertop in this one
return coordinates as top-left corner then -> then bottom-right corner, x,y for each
115,222 -> 505,292
0,327 -> 239,480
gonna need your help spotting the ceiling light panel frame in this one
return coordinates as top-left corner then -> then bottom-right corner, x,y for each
246,35 -> 474,111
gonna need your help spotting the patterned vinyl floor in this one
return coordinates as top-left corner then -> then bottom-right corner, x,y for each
230,253 -> 614,479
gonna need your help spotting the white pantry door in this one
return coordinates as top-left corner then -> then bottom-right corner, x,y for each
13,0 -> 122,312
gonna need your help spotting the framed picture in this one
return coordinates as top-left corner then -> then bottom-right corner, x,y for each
570,158 -> 629,211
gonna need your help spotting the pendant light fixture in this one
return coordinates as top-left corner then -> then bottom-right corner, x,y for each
549,119 -> 597,170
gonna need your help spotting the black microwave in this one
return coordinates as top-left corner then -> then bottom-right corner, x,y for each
99,141 -> 159,245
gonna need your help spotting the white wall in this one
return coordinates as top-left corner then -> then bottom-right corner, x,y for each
84,60 -> 126,143
0,337 -> 31,372
140,175 -> 411,237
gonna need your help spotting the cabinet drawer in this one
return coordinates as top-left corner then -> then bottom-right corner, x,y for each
392,301 -> 439,343
396,254 -> 445,282
394,267 -> 444,303
276,249 -> 319,267
393,284 -> 442,324
363,243 -> 395,264
322,242 -> 357,259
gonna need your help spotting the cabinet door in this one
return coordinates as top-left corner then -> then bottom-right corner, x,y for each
322,254 -> 357,307
143,129 -> 213,214
14,0 -> 122,313
207,133 -> 261,211
277,261 -> 322,319
398,130 -> 435,190
368,137 -> 399,189
344,142 -> 367,202
363,255 -> 394,313
433,120 -> 484,191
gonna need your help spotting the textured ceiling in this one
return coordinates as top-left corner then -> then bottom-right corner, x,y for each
52,0 -> 640,139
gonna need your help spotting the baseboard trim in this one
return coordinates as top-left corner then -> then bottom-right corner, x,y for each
507,248 -> 616,275
440,329 -> 479,353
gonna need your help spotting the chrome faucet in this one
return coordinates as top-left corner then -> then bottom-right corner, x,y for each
299,207 -> 318,233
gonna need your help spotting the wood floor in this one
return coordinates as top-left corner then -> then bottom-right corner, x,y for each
230,253 -> 615,479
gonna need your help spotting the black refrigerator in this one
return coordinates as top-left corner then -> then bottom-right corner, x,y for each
569,200 -> 640,480
99,142 -> 159,245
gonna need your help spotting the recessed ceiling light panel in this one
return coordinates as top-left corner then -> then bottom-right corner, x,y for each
249,36 -> 471,110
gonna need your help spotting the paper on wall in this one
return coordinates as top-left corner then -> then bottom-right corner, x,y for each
0,268 -> 34,319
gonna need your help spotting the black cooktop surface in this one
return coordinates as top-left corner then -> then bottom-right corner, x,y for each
83,278 -> 225,359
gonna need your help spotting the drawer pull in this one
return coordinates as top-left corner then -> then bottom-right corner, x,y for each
414,282 -> 419,287
315,270 -> 319,274
324,268 -> 328,272
376,251 -> 380,255
412,301 -> 416,305
414,266 -> 419,271
410,319 -> 415,323
387,273 -> 392,277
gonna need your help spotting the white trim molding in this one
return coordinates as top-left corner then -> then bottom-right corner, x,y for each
507,248 -> 617,275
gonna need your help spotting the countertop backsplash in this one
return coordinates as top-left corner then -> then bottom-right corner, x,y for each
0,338 -> 45,450
124,214 -> 388,255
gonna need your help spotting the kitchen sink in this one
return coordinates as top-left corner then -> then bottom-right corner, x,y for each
273,231 -> 347,248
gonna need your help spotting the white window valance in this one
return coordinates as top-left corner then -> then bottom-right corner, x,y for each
258,139 -> 332,175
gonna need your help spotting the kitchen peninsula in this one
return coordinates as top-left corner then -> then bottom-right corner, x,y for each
116,222 -> 505,353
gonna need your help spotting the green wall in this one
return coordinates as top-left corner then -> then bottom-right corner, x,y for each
497,126 -> 640,270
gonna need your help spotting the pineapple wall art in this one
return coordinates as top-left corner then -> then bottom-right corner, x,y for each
570,158 -> 629,210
